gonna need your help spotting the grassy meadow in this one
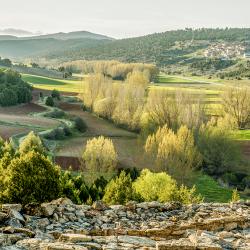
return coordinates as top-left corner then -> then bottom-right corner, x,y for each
22,74 -> 84,93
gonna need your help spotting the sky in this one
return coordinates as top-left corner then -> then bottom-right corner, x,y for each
0,0 -> 249,39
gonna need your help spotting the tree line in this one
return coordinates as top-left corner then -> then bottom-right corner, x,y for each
61,60 -> 159,81
0,132 -> 203,205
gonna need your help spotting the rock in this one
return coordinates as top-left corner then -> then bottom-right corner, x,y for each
156,238 -> 196,250
0,201 -> 249,249
2,204 -> 22,212
2,226 -> 35,237
92,201 -> 108,211
16,238 -> 43,249
39,242 -> 88,250
41,202 -> 57,217
10,209 -> 25,223
0,212 -> 9,222
59,234 -> 92,243
51,198 -> 73,206
118,235 -> 156,247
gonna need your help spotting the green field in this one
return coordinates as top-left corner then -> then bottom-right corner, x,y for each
22,74 -> 84,93
233,130 -> 250,141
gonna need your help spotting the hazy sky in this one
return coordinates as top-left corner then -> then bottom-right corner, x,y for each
0,0 -> 249,38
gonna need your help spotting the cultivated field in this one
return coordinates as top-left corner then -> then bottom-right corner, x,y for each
22,74 -> 84,93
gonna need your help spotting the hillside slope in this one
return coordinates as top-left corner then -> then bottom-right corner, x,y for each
42,28 -> 250,66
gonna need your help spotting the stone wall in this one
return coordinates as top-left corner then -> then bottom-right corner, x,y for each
0,198 -> 249,249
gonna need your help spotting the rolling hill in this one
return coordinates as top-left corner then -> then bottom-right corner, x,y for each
0,31 -> 114,59
41,28 -> 250,66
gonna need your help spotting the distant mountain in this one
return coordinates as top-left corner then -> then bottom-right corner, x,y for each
0,28 -> 36,37
0,35 -> 18,41
0,30 -> 114,59
27,31 -> 114,41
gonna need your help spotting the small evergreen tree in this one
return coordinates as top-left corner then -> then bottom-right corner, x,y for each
103,171 -> 134,205
45,96 -> 54,107
0,151 -> 61,204
51,89 -> 61,100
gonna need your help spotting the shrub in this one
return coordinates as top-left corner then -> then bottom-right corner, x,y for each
73,117 -> 87,132
170,185 -> 203,204
103,171 -> 134,205
0,151 -> 61,204
45,96 -> 55,107
133,169 -> 177,202
44,109 -> 65,118
118,167 -> 140,181
43,127 -> 68,140
60,171 -> 89,204
54,128 -> 65,140
63,126 -> 72,136
51,89 -> 61,100
231,189 -> 240,203
221,172 -> 239,186
19,131 -> 46,155
82,136 -> 117,177
133,169 -> 203,204
242,176 -> 250,189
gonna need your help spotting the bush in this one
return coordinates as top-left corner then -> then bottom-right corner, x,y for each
133,169 -> 177,202
43,127 -> 68,140
221,172 -> 239,186
63,126 -> 72,136
73,117 -> 87,132
45,96 -> 54,107
133,169 -> 203,204
44,109 -> 65,118
0,151 -> 61,204
19,131 -> 46,155
82,136 -> 117,176
170,185 -> 203,204
51,89 -> 61,100
60,171 -> 89,204
231,189 -> 240,203
242,176 -> 250,189
103,171 -> 134,205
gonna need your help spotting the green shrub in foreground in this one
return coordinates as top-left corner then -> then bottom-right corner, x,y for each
0,151 -> 61,204
103,171 -> 135,205
133,169 -> 203,204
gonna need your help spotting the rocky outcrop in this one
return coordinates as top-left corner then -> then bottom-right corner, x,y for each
0,199 -> 249,249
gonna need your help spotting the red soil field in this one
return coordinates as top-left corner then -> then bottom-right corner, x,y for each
0,125 -> 30,141
55,156 -> 82,171
0,102 -> 46,115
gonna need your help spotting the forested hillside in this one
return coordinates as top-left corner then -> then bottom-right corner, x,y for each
43,28 -> 250,66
